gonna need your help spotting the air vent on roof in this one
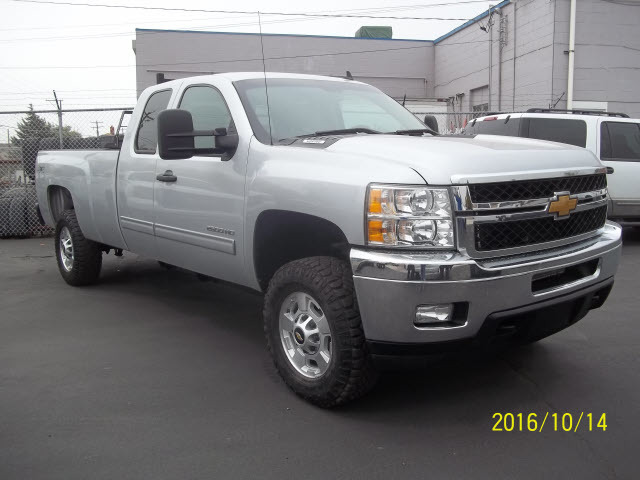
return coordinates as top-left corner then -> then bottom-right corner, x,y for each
355,26 -> 392,39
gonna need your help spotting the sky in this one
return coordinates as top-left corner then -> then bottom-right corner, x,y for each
0,0 -> 497,138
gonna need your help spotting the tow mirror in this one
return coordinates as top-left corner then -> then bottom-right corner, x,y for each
157,109 -> 239,160
423,115 -> 439,133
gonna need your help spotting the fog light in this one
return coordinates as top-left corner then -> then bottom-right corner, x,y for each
415,304 -> 453,325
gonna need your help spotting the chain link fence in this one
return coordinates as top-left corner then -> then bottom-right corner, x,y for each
0,107 -> 132,238
410,111 -> 489,134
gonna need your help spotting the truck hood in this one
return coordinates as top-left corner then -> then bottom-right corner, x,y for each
323,134 -> 603,185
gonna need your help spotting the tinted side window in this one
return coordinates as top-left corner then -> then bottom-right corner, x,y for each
601,122 -> 640,161
524,118 -> 587,147
466,117 -> 520,136
179,86 -> 233,149
135,89 -> 172,154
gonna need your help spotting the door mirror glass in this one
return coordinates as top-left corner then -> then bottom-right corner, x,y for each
423,115 -> 439,133
157,109 -> 240,160
157,109 -> 196,160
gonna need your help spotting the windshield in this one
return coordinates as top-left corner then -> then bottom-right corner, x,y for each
234,78 -> 425,144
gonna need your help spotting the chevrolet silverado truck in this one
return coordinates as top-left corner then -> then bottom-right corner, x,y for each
36,73 -> 622,407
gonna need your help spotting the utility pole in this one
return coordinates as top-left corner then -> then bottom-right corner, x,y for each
48,90 -> 64,148
92,121 -> 103,138
481,6 -> 496,111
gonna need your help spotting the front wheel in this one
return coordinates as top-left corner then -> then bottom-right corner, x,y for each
264,256 -> 377,407
55,209 -> 102,286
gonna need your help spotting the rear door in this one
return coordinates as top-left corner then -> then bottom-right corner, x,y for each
117,87 -> 175,258
152,80 -> 248,284
598,120 -> 640,215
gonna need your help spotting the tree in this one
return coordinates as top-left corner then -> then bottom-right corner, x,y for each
10,104 -> 82,145
11,104 -> 55,145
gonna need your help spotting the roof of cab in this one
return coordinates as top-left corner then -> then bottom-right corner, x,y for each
146,71 -> 365,93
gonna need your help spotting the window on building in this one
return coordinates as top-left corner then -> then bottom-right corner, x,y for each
472,103 -> 489,118
179,85 -> 234,149
601,122 -> 640,161
523,118 -> 587,147
135,89 -> 172,154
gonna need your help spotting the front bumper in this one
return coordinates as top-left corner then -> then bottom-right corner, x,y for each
350,222 -> 622,346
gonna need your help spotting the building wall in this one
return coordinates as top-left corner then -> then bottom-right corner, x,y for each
552,0 -> 640,117
134,29 -> 435,100
134,1 -> 640,117
434,0 -> 558,113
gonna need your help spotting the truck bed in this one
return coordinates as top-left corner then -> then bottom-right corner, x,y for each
35,149 -> 126,249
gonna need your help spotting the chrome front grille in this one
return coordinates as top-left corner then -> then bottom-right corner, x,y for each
452,169 -> 609,258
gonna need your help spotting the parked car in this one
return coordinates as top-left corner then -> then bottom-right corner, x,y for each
36,73 -> 621,406
463,109 -> 640,226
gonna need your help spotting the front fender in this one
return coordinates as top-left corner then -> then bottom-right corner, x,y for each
242,138 -> 425,288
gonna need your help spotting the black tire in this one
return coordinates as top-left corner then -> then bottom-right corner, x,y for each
54,209 -> 102,286
264,256 -> 377,407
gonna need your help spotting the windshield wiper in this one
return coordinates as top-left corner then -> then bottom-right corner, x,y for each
313,127 -> 382,136
390,128 -> 439,136
278,127 -> 382,143
296,127 -> 382,139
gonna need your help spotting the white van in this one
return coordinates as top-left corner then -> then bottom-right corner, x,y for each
464,109 -> 640,226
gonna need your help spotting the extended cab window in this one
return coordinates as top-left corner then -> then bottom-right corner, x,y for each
601,122 -> 640,161
522,118 -> 587,147
135,89 -> 172,154
179,85 -> 233,149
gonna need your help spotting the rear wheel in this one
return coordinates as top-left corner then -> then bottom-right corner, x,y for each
264,256 -> 377,407
55,210 -> 102,286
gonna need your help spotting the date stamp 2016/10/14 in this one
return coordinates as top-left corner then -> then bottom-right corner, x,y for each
492,413 -> 607,432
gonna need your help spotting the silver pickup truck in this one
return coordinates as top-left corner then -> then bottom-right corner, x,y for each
36,72 -> 622,407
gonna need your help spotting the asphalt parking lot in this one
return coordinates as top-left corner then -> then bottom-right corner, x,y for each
1,231 -> 639,480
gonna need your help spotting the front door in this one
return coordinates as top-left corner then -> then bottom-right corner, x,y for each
153,83 -> 248,285
117,88 -> 174,258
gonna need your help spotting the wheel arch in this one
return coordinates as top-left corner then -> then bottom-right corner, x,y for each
253,210 -> 351,292
47,185 -> 74,223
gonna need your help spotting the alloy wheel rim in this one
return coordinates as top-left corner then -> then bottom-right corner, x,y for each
279,291 -> 332,379
59,226 -> 74,272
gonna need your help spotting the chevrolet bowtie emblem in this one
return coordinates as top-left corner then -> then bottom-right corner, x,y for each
548,192 -> 578,219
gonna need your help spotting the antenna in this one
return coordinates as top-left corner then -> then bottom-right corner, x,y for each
257,11 -> 273,145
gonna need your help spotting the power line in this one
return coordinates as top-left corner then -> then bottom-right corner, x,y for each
9,0 -> 473,21
0,1 -> 494,32
0,88 -> 136,94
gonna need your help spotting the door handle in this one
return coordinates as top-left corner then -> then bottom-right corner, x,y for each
156,170 -> 177,182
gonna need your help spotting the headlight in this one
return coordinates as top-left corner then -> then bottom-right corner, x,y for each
366,184 -> 454,248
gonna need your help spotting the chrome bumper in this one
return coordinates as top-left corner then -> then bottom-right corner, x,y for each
350,222 -> 622,344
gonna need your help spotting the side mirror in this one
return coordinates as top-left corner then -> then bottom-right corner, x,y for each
423,115 -> 439,133
157,109 -> 239,160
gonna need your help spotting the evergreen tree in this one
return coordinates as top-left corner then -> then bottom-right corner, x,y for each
11,104 -> 55,145
10,104 -> 82,145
